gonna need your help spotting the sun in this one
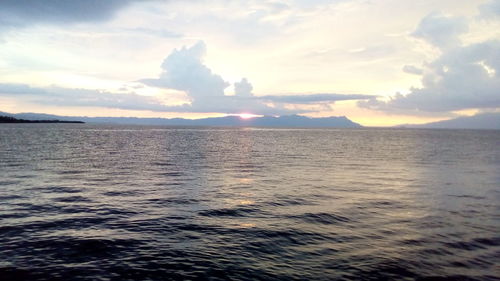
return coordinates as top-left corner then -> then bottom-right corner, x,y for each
237,113 -> 260,119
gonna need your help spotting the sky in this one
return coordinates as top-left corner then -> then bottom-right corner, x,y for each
0,0 -> 499,126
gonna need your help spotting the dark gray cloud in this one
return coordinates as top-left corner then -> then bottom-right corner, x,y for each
0,0 -> 160,35
258,93 -> 373,104
0,0 -> 136,28
0,0 -> 182,43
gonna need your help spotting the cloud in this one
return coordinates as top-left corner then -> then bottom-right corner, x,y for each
0,0 -> 162,41
0,83 -> 46,95
0,81 -> 345,116
411,12 -> 468,49
142,41 -> 229,100
234,78 -> 253,97
0,83 -> 181,112
1,41 -> 373,116
402,65 -> 423,75
358,8 -> 500,116
0,0 -> 140,29
259,93 -> 374,104
139,41 -> 303,114
347,45 -> 396,59
479,0 -> 500,20
124,27 -> 182,39
141,41 -> 255,113
359,39 -> 500,114
140,41 -> 374,115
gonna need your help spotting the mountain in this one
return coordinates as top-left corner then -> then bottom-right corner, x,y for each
0,111 -> 362,128
399,113 -> 500,130
0,115 -> 84,123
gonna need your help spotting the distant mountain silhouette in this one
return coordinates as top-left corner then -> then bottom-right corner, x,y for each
398,112 -> 500,130
0,111 -> 361,128
0,115 -> 84,124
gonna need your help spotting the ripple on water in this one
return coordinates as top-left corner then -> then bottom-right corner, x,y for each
52,195 -> 92,203
198,207 -> 263,217
289,212 -> 352,225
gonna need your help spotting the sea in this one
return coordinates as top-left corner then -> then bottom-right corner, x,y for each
0,124 -> 499,281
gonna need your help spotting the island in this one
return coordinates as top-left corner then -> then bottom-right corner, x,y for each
0,116 -> 84,124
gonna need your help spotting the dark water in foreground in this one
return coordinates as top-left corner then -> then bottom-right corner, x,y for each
0,124 -> 499,281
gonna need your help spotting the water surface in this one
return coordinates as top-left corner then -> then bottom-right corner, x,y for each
1,124 -> 499,280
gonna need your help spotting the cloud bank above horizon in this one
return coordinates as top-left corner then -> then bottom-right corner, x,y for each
0,41 -> 373,115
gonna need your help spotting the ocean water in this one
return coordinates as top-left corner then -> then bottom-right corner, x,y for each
0,124 -> 499,281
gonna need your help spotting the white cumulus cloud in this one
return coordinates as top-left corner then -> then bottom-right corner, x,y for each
358,6 -> 500,116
